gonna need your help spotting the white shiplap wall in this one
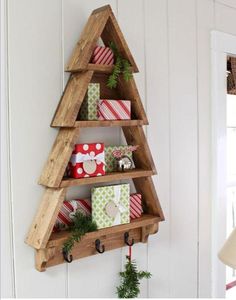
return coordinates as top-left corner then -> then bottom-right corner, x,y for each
2,0 -> 236,298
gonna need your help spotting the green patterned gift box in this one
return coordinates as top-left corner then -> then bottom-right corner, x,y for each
105,145 -> 134,172
92,183 -> 130,229
79,83 -> 99,120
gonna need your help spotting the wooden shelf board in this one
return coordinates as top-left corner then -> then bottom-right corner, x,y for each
73,120 -> 148,128
66,63 -> 136,74
48,214 -> 160,248
60,169 -> 154,188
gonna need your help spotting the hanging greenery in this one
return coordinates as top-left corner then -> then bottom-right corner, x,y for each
107,42 -> 133,89
116,256 -> 152,298
62,211 -> 97,256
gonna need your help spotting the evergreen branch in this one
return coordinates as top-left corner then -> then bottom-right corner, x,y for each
116,256 -> 152,298
107,42 -> 133,89
62,211 -> 97,256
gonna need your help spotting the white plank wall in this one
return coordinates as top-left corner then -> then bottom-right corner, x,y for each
2,0 -> 236,298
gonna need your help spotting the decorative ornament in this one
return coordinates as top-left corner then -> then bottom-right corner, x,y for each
112,145 -> 139,172
116,246 -> 152,298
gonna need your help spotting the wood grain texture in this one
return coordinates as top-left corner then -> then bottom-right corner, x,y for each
122,126 -> 156,172
66,7 -> 110,71
72,120 -> 145,128
38,128 -> 80,187
133,177 -> 164,219
118,76 -> 148,123
60,169 -> 154,188
35,214 -> 160,271
25,188 -> 67,249
51,71 -> 93,127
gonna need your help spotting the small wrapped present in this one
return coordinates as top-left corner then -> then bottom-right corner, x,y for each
68,143 -> 105,178
130,194 -> 143,220
79,83 -> 100,120
53,199 -> 91,231
98,99 -> 131,120
91,46 -> 114,65
92,183 -> 130,229
105,145 -> 135,172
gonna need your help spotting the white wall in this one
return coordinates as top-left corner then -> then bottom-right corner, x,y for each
1,0 -> 236,298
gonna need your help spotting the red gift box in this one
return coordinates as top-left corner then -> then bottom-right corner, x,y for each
68,143 -> 105,178
53,199 -> 91,232
130,193 -> 143,220
98,99 -> 131,120
91,46 -> 114,65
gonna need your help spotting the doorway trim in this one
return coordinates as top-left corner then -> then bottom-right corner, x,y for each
211,30 -> 236,298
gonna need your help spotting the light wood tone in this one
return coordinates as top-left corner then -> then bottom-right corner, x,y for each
60,169 -> 154,188
72,120 -> 146,128
118,76 -> 148,123
35,214 -> 160,271
122,126 -> 156,172
66,5 -> 138,73
38,128 -> 80,187
133,177 -> 165,220
25,188 -> 67,249
66,7 -> 110,72
51,72 -> 93,127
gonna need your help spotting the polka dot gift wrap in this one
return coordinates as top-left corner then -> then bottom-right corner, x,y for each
68,143 -> 105,179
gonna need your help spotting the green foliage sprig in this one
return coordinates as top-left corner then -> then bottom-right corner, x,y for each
117,256 -> 152,298
62,211 -> 97,256
107,42 -> 133,89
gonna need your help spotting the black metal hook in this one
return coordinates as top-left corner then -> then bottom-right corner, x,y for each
124,232 -> 134,246
95,239 -> 105,253
63,250 -> 73,263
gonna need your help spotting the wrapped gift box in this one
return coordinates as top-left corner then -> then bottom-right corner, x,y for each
53,199 -> 91,231
91,46 -> 114,65
130,193 -> 143,220
92,183 -> 130,229
105,145 -> 135,172
79,83 -> 100,120
68,143 -> 105,178
98,99 -> 131,120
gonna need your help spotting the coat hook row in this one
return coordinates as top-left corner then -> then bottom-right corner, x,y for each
124,232 -> 134,246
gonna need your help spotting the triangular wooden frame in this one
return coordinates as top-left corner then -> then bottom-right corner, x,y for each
25,5 -> 164,271
66,5 -> 138,73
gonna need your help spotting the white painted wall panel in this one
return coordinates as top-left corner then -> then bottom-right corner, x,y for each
3,0 -> 236,298
7,0 -> 67,297
168,0 -> 198,297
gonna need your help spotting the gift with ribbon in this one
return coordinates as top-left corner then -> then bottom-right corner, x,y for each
53,198 -> 91,232
92,183 -> 130,229
68,143 -> 105,178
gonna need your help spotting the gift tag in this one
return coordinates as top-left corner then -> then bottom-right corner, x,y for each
105,201 -> 119,218
83,160 -> 97,174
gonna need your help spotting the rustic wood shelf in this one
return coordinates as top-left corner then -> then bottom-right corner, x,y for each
26,4 -> 164,272
60,169 -> 155,187
74,120 -> 147,128
35,214 -> 160,271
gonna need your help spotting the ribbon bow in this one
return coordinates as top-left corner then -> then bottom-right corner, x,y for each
70,152 -> 105,166
111,185 -> 128,226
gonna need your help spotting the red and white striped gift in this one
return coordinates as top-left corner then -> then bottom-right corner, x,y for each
53,199 -> 91,231
91,46 -> 114,65
130,193 -> 143,220
98,99 -> 131,120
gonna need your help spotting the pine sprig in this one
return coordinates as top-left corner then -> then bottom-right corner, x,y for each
62,211 -> 97,256
107,42 -> 133,89
117,256 -> 152,298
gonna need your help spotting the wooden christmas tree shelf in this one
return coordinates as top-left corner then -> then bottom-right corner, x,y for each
25,4 -> 164,272
60,169 -> 155,188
